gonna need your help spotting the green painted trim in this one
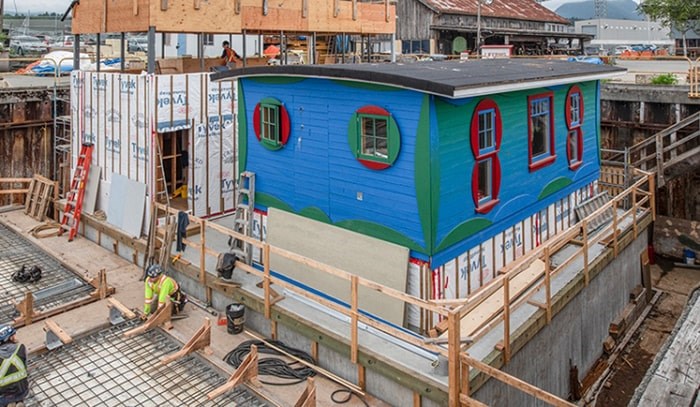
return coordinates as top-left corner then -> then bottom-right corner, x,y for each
237,81 -> 248,176
436,218 -> 493,252
249,77 -> 307,85
335,220 -> 425,253
256,192 -> 295,213
415,94 -> 434,253
538,177 -> 573,200
299,207 -> 332,224
348,112 -> 401,167
331,79 -> 399,92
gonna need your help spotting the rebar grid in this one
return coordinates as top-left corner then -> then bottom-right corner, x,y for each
0,222 -> 94,322
25,320 -> 268,406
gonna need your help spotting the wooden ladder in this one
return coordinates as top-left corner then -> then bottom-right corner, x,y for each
59,143 -> 94,241
154,137 -> 171,207
230,171 -> 255,264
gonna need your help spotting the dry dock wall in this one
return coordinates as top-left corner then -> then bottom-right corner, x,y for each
472,231 -> 648,405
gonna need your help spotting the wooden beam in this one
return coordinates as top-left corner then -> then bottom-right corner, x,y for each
44,319 -> 73,345
294,377 -> 316,407
461,354 -> 575,407
15,292 -> 34,326
89,268 -> 113,300
447,310 -> 460,406
208,345 -> 259,400
350,275 -> 358,364
160,318 -> 212,365
123,301 -> 173,338
107,298 -> 136,320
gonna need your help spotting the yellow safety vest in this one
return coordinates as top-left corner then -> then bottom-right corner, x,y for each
0,345 -> 27,387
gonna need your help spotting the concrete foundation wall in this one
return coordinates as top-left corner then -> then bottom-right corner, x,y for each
473,232 -> 648,404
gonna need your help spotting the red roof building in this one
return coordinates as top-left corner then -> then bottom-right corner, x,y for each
397,0 -> 593,56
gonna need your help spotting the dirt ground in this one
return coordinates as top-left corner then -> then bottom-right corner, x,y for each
593,257 -> 700,406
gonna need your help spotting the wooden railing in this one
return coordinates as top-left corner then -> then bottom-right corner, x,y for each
152,169 -> 654,406
623,111 -> 700,187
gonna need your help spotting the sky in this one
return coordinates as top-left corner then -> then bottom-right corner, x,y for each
7,0 -> 73,14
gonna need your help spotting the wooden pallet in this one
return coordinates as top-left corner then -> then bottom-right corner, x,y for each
23,175 -> 55,221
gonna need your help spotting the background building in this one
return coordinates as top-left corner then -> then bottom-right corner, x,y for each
575,18 -> 674,51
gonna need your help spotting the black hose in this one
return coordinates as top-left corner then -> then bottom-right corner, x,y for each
331,388 -> 370,406
223,340 -> 316,385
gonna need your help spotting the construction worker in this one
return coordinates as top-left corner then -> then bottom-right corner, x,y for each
220,41 -> 241,70
144,264 -> 187,316
0,325 -> 28,407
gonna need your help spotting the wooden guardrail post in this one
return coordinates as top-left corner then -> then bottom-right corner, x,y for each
199,219 -> 206,284
612,199 -> 619,257
263,244 -> 271,319
351,275 -> 359,364
447,309 -> 461,406
632,187 -> 638,238
503,276 -> 511,364
582,220 -> 589,286
544,247 -> 551,323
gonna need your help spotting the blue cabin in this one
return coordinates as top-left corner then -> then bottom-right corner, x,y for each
213,59 -> 623,299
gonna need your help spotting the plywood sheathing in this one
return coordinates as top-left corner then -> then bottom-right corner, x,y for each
73,0 -> 394,34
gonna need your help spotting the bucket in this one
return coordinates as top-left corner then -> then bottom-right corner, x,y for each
683,248 -> 696,265
226,303 -> 245,334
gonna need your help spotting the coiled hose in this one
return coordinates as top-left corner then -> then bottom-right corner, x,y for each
223,339 -> 369,405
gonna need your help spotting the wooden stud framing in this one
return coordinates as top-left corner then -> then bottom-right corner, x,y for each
612,200 -> 619,256
350,275 -> 358,364
44,319 -> 73,346
199,219 -> 206,284
194,0 -> 201,10
160,318 -> 212,365
208,345 -> 260,400
123,301 -> 173,337
385,0 -> 390,22
333,0 -> 339,17
352,0 -> 357,20
133,0 -> 139,15
302,0 -> 308,18
161,0 -> 168,11
294,377 -> 316,407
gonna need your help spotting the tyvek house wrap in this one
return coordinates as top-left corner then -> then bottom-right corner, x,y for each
71,71 -> 236,223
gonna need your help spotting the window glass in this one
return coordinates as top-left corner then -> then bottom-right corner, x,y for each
477,159 -> 492,203
261,104 -> 279,144
531,98 -> 550,158
478,109 -> 495,152
361,115 -> 389,160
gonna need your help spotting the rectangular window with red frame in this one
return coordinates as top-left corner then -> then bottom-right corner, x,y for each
528,93 -> 555,171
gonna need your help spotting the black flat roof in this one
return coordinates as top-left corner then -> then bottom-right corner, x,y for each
211,59 -> 625,98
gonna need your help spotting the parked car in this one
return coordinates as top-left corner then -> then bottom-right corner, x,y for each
9,35 -> 49,56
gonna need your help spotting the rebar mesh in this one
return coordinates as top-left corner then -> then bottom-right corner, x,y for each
0,222 -> 94,323
25,319 -> 268,406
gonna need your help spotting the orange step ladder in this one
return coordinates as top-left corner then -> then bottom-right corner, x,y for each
59,143 -> 94,241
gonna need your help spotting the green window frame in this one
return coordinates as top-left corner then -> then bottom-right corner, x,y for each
260,101 -> 280,147
359,114 -> 390,162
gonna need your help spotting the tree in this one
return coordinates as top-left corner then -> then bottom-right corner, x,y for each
639,0 -> 700,57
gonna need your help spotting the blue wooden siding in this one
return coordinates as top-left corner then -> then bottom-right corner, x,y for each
240,78 -> 427,250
